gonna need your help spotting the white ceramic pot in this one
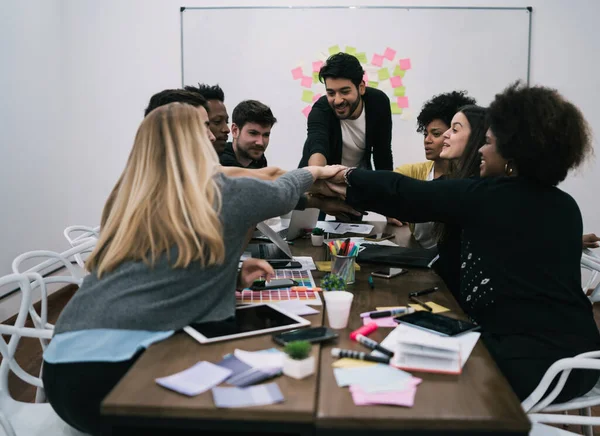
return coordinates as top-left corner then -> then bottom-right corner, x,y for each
282,355 -> 315,379
311,234 -> 324,247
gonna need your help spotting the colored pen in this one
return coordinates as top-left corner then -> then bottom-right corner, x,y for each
367,276 -> 375,290
291,286 -> 323,292
408,286 -> 439,297
409,295 -> 433,312
331,348 -> 390,364
353,334 -> 394,357
370,307 -> 415,319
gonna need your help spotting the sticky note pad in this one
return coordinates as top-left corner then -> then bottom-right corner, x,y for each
384,47 -> 396,61
312,60 -> 324,73
390,103 -> 403,115
394,86 -> 406,97
301,76 -> 313,88
332,358 -> 377,369
312,93 -> 322,102
345,46 -> 357,55
355,52 -> 368,63
291,67 -> 303,80
408,302 -> 450,313
397,96 -> 409,108
398,58 -> 412,70
377,68 -> 390,81
371,54 -> 384,67
363,316 -> 397,327
390,76 -> 403,88
302,90 -> 315,103
312,71 -> 319,83
329,45 -> 341,55
302,106 -> 312,118
393,66 -> 406,77
362,73 -> 369,83
367,81 -> 379,88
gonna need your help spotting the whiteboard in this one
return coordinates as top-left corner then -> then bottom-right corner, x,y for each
182,6 -> 531,170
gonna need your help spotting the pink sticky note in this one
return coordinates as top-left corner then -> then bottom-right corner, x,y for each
390,76 -> 403,88
302,105 -> 312,118
291,67 -> 303,80
371,54 -> 384,67
397,96 -> 409,108
362,73 -> 369,84
363,316 -> 397,328
301,76 -> 313,88
312,93 -> 322,102
384,47 -> 396,61
312,61 -> 324,73
398,58 -> 412,70
350,385 -> 418,407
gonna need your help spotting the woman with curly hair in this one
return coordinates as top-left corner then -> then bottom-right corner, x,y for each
394,91 -> 476,248
329,82 -> 600,402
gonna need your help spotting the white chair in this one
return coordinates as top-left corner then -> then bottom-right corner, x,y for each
522,351 -> 600,436
0,273 -> 86,436
63,225 -> 99,269
530,422 -> 581,435
582,249 -> 600,303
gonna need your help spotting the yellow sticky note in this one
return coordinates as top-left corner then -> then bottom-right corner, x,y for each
315,261 -> 361,272
312,71 -> 319,83
394,86 -> 406,97
332,358 -> 377,368
301,90 -> 314,103
408,302 -> 450,313
376,306 -> 407,311
367,81 -> 379,88
345,46 -> 357,55
393,66 -> 406,77
391,103 -> 403,115
355,52 -> 368,63
329,45 -> 341,55
378,68 -> 390,81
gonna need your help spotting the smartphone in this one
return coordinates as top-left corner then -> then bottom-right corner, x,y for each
370,267 -> 406,279
364,233 -> 395,242
268,260 -> 302,269
272,326 -> 339,345
251,278 -> 299,290
394,311 -> 480,337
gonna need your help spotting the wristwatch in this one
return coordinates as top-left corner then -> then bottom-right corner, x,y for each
343,167 -> 357,187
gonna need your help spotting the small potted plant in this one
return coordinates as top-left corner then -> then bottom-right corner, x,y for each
311,227 -> 325,246
282,340 -> 315,379
320,273 -> 347,292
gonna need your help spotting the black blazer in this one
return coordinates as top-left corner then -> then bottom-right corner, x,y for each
298,87 -> 393,169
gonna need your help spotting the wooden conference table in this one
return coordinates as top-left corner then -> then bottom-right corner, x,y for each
102,223 -> 531,435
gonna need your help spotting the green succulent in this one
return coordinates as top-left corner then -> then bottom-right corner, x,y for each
312,227 -> 325,236
320,273 -> 347,291
284,340 -> 312,360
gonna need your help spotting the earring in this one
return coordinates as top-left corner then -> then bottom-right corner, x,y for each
504,162 -> 514,176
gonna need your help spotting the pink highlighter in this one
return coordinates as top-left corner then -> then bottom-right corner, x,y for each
349,322 -> 394,358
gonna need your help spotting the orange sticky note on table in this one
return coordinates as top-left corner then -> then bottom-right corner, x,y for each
398,58 -> 412,70
371,54 -> 384,67
397,96 -> 409,108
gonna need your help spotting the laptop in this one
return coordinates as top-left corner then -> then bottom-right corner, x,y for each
252,208 -> 320,242
248,222 -> 294,261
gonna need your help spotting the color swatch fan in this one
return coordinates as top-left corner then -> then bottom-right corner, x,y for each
236,269 -> 322,305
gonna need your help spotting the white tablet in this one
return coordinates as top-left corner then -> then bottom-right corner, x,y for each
183,304 -> 311,344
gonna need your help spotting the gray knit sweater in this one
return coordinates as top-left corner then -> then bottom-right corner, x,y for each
54,169 -> 313,334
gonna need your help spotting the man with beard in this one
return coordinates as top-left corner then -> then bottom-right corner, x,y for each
185,83 -> 230,155
298,52 -> 393,171
220,100 -> 275,169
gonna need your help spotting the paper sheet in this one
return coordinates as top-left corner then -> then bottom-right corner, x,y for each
317,221 -> 374,235
350,385 -> 418,407
212,382 -> 284,408
234,348 -> 285,370
155,361 -> 232,396
293,256 -> 316,270
274,300 -> 319,316
334,364 -> 411,388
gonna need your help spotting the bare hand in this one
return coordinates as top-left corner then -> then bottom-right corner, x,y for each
583,233 -> 600,249
317,164 -> 347,180
386,217 -> 404,227
328,167 -> 347,185
325,181 -> 347,198
309,196 -> 362,217
237,259 -> 274,289
309,180 -> 344,198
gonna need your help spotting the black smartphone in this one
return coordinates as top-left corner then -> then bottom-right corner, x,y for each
250,278 -> 299,290
364,232 -> 395,242
394,311 -> 480,337
272,326 -> 339,345
268,260 -> 302,269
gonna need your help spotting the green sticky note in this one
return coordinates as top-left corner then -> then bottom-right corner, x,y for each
312,71 -> 319,83
367,81 -> 379,88
391,103 -> 403,115
378,68 -> 390,81
329,45 -> 341,55
345,46 -> 357,55
394,86 -> 406,97
302,90 -> 315,103
393,66 -> 406,77
355,52 -> 368,63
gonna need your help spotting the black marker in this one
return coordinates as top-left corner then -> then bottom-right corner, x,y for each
331,348 -> 390,364
408,286 -> 439,297
354,334 -> 394,357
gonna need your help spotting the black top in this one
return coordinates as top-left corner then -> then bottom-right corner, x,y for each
298,87 -> 393,170
219,142 -> 268,169
346,169 -> 600,399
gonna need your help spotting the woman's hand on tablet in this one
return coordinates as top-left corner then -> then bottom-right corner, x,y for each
238,259 -> 275,289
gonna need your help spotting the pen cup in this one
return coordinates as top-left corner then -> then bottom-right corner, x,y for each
323,291 -> 354,329
330,253 -> 357,285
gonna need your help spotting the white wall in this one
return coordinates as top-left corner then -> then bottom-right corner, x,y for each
1,0 -> 599,295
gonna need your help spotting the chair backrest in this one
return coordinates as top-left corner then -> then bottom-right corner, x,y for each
63,225 -> 99,268
582,249 -> 600,302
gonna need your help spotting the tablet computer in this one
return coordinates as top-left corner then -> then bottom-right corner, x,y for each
394,312 -> 480,337
184,304 -> 310,344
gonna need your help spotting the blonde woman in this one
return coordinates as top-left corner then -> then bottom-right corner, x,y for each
42,103 -> 342,435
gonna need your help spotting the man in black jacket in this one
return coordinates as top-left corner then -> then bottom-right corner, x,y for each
298,53 -> 393,171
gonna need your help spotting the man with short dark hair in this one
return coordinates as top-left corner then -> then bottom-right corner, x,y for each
185,84 -> 230,154
220,100 -> 277,169
299,53 -> 393,170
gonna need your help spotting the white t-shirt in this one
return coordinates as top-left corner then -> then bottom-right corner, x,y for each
413,164 -> 437,249
340,107 -> 367,167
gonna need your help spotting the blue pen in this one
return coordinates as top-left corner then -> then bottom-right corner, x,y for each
367,276 -> 375,290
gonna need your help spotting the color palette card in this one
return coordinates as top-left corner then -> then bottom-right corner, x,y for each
212,382 -> 284,408
155,361 -> 232,396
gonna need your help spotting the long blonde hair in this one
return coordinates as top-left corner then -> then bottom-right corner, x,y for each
87,103 -> 224,277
